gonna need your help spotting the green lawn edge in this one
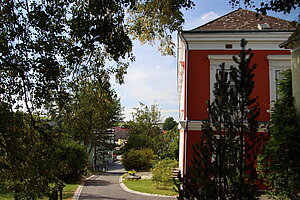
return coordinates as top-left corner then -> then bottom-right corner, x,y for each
0,183 -> 80,200
122,179 -> 178,196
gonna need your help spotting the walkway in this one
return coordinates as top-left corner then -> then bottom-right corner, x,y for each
77,161 -> 176,200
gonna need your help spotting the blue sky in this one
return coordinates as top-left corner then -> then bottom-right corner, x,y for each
112,1 -> 299,122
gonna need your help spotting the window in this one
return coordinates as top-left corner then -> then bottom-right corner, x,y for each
216,68 -> 236,92
267,55 -> 290,102
208,55 -> 239,101
275,69 -> 286,100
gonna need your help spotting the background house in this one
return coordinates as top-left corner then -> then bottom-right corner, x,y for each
114,126 -> 129,147
177,9 -> 294,175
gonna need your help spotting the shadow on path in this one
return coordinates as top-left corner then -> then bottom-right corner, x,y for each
79,160 -> 176,200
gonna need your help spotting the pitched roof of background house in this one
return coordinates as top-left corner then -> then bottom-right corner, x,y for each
192,8 -> 292,31
113,127 -> 129,140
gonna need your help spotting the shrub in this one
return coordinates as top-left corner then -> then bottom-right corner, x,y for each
151,159 -> 178,188
57,140 -> 88,183
258,70 -> 300,199
122,134 -> 153,153
122,148 -> 155,171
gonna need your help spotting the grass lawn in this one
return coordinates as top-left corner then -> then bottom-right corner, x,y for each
0,183 -> 79,200
62,184 -> 80,200
122,179 -> 178,196
0,183 -> 13,200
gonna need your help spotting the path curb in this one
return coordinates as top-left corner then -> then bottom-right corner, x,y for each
72,175 -> 98,200
118,176 -> 177,199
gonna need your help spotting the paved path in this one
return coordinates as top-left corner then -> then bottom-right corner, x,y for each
78,161 -> 176,200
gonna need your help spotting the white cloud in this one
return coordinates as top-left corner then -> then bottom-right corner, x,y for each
113,42 -> 179,121
184,11 -> 220,30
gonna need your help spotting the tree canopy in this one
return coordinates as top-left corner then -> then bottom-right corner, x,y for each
0,1 -> 195,198
229,0 -> 300,15
163,117 -> 178,130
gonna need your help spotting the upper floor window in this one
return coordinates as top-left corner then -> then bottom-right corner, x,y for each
208,55 -> 239,101
267,55 -> 291,103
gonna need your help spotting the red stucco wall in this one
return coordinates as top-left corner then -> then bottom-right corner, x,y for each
187,49 -> 291,122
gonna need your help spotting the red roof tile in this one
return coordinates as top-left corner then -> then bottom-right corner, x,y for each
193,9 -> 292,31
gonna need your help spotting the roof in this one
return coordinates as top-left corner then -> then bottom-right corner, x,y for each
113,127 -> 129,140
191,9 -> 292,32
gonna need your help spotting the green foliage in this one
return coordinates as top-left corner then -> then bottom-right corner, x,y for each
57,140 -> 88,184
163,117 -> 178,130
122,148 -> 155,171
127,0 -> 195,55
0,1 -> 194,198
178,39 -> 262,199
131,103 -> 162,132
229,0 -> 299,15
122,134 -> 153,153
159,128 -> 180,160
258,70 -> 300,200
123,103 -> 165,157
0,104 -> 62,199
151,159 -> 178,188
64,75 -> 122,154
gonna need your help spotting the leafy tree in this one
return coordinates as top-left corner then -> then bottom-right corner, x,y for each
56,139 -> 88,184
163,117 -> 178,130
64,74 -> 122,169
159,127 -> 180,160
124,103 -> 163,155
177,39 -> 264,199
122,134 -> 153,153
228,0 -> 299,15
0,0 -> 194,198
0,0 -> 194,114
122,148 -> 155,171
130,102 -> 162,135
257,70 -> 300,199
0,103 -> 64,199
127,0 -> 195,55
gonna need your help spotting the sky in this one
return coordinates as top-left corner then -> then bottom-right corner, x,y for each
112,0 -> 300,122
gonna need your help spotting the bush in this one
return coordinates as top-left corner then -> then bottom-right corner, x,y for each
151,159 -> 178,188
122,148 -> 155,171
57,140 -> 88,183
122,134 -> 153,153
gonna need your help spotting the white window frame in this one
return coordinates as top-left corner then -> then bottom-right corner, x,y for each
267,55 -> 291,103
208,55 -> 239,101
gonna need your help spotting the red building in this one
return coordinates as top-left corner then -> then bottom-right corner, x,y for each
177,9 -> 293,175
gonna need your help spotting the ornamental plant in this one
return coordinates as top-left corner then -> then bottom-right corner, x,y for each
151,159 -> 178,189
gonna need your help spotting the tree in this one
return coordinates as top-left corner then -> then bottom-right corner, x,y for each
0,0 -> 194,113
0,0 -> 195,198
257,70 -> 300,199
64,74 -> 122,169
228,0 -> 299,15
122,134 -> 153,153
123,103 -> 165,156
177,39 -> 264,199
163,117 -> 178,130
159,127 -> 180,160
0,104 -> 65,199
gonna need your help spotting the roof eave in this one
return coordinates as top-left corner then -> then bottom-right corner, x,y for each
182,29 -> 295,34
